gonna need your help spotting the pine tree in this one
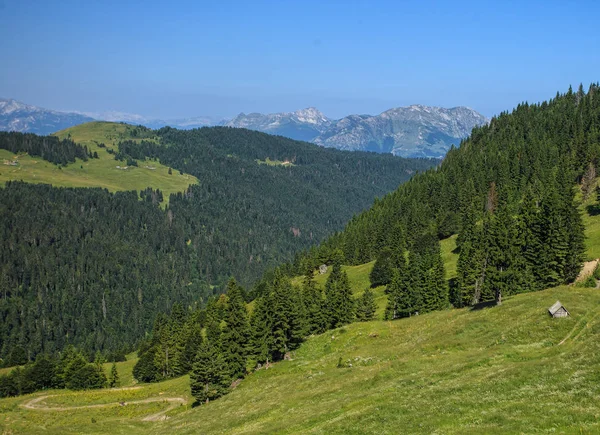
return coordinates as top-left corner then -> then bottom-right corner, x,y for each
302,268 -> 326,335
324,263 -> 354,328
221,279 -> 250,380
369,247 -> 395,287
190,341 -> 230,404
269,274 -> 305,360
249,296 -> 273,366
355,288 -> 377,321
109,363 -> 120,388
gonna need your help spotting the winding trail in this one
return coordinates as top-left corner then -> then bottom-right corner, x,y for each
20,387 -> 187,422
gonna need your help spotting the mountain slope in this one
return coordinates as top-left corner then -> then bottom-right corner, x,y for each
2,284 -> 600,434
0,121 -> 197,202
0,98 -> 94,135
0,123 -> 434,359
225,107 -> 332,142
315,105 -> 488,158
226,105 -> 488,158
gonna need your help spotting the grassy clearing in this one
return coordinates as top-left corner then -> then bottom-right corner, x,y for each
0,122 -> 197,205
255,157 -> 295,166
441,234 -> 458,280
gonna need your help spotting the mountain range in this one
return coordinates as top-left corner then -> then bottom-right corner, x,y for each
227,106 -> 488,158
0,97 -> 488,158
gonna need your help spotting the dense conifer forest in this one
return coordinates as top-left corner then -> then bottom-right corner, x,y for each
0,132 -> 96,165
0,128 -> 431,365
289,84 -> 596,310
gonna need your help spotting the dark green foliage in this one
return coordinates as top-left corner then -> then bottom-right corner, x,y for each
355,288 -> 377,321
118,127 -> 434,287
270,275 -> 305,359
109,363 -> 120,388
0,346 -> 108,398
293,84 -> 593,314
0,131 -> 94,165
0,126 -> 432,360
248,296 -> 273,365
190,341 -> 230,404
324,263 -> 354,328
302,269 -> 327,335
221,279 -> 250,380
0,182 -> 210,361
369,247 -> 395,287
132,349 -> 158,383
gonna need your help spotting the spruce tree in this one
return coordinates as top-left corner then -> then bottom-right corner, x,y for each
355,287 -> 377,321
270,274 -> 305,360
221,279 -> 250,380
109,363 -> 120,388
302,267 -> 326,335
249,296 -> 273,366
325,263 -> 354,328
369,247 -> 395,287
190,341 -> 230,404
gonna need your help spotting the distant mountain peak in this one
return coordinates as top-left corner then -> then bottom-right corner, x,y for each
0,98 -> 94,135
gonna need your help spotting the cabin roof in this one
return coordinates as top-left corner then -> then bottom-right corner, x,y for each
548,300 -> 569,315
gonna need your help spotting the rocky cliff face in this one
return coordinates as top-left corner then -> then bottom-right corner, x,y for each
313,105 -> 488,158
225,107 -> 332,142
226,105 -> 487,158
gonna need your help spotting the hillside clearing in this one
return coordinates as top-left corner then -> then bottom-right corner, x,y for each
0,122 -> 197,205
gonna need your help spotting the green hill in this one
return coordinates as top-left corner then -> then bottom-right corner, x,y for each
2,283 -> 599,434
0,122 -> 197,204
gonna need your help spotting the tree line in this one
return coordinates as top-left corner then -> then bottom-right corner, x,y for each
0,132 -> 96,165
134,261 -> 376,404
0,345 -> 121,398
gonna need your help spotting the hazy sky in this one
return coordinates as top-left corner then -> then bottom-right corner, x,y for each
1,0 -> 599,119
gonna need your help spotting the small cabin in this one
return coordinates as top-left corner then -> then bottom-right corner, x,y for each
319,264 -> 328,275
548,300 -> 570,318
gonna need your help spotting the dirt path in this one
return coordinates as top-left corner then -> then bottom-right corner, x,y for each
20,387 -> 187,422
576,259 -> 599,282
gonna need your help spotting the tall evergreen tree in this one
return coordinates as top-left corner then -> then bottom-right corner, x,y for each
369,247 -> 395,287
249,296 -> 273,366
109,363 -> 120,388
190,341 -> 230,404
302,268 -> 326,335
221,279 -> 250,380
355,288 -> 377,321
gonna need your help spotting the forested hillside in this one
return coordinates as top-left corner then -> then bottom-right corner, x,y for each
289,84 -> 598,310
104,84 -> 599,417
0,126 -> 433,363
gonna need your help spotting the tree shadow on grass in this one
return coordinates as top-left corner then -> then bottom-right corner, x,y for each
469,300 -> 499,311
586,204 -> 600,216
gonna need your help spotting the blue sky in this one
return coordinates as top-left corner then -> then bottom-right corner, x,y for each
1,0 -> 599,119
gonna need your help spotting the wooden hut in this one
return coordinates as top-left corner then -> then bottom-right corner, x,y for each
548,301 -> 570,318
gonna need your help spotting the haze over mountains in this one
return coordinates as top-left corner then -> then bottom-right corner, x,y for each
0,97 -> 487,158
227,105 -> 488,158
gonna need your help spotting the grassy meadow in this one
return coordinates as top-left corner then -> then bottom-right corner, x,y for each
0,122 -> 197,204
3,284 -> 600,434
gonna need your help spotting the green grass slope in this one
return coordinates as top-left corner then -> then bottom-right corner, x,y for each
3,285 -> 600,434
0,122 -> 197,204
